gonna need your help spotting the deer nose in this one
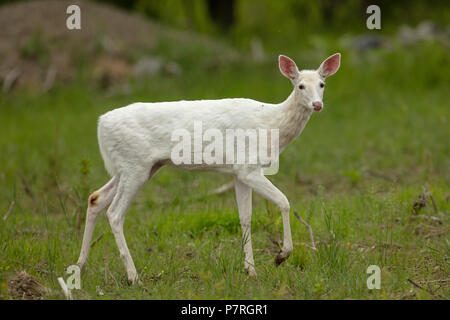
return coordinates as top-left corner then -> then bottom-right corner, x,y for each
312,101 -> 323,111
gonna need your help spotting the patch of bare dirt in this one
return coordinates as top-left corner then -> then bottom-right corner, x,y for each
0,0 -> 239,91
7,270 -> 50,300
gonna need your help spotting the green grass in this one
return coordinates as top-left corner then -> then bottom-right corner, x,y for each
0,43 -> 449,299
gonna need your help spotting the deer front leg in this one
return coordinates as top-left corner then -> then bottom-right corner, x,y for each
237,169 -> 293,266
234,176 -> 256,277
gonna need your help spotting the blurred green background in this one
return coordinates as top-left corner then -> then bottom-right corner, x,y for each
0,0 -> 448,300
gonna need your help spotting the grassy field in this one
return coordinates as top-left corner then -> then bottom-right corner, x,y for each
0,43 -> 448,300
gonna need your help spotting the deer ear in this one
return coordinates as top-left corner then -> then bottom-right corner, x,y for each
279,55 -> 299,80
318,53 -> 341,78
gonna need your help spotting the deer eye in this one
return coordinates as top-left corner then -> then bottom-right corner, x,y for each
299,84 -> 305,90
320,82 -> 325,88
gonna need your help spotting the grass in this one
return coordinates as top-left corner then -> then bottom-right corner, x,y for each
0,42 -> 449,300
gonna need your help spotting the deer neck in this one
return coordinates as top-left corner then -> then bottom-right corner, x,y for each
275,89 -> 313,151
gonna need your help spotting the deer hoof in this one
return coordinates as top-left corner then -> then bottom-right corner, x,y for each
275,251 -> 289,266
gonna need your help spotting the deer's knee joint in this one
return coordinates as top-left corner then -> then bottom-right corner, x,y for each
279,198 -> 290,213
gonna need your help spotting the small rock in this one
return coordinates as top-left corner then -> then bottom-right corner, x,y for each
96,285 -> 104,296
398,21 -> 448,46
416,21 -> 441,40
165,61 -> 182,75
133,57 -> 163,78
430,216 -> 443,225
397,25 -> 418,46
351,34 -> 384,52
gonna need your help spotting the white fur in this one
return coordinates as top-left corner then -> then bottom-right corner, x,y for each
77,53 -> 341,284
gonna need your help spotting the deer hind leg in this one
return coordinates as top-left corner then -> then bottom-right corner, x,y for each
77,176 -> 118,269
106,169 -> 148,285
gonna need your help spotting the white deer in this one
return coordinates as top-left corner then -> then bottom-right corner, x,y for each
76,53 -> 341,284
